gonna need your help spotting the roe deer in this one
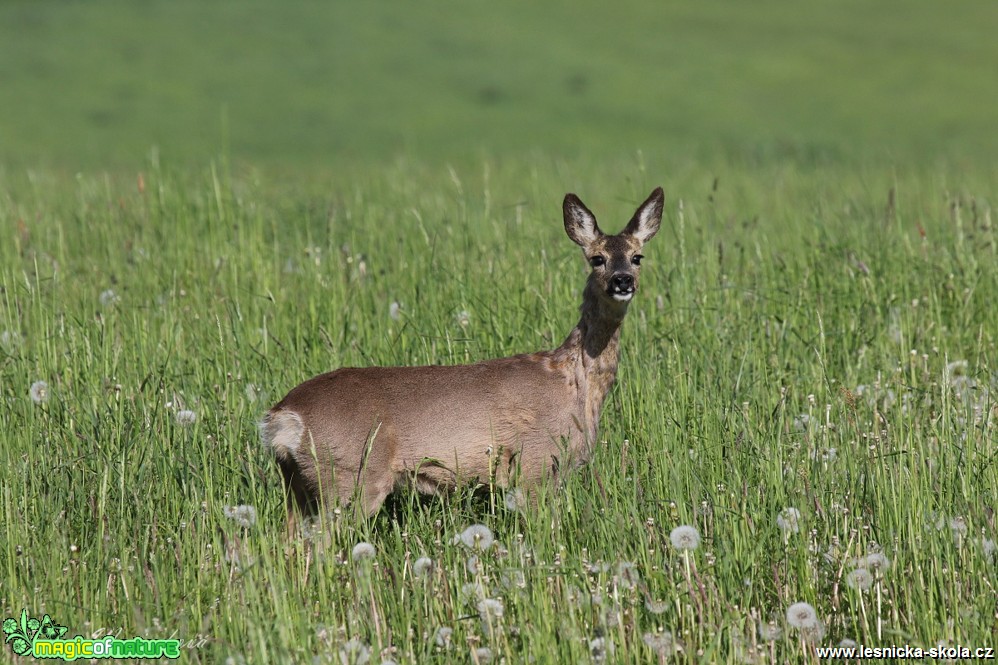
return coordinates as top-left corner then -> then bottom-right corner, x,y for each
261,188 -> 664,527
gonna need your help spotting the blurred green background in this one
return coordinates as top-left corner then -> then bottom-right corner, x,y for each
3,0 -> 997,173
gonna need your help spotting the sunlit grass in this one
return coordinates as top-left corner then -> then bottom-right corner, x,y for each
1,159 -> 995,663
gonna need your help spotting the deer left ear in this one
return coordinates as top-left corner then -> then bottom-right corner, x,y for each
623,187 -> 664,244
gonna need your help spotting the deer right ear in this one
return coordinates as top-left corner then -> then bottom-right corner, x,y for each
564,194 -> 601,247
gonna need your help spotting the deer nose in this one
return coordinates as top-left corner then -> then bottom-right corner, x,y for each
611,273 -> 634,291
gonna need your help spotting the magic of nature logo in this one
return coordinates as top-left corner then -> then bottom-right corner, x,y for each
3,610 -> 180,661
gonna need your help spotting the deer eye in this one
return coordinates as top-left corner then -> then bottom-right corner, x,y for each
589,255 -> 606,267
631,254 -> 644,266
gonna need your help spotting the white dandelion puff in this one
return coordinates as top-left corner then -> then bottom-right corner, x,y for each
466,555 -> 481,575
338,637 -> 370,665
949,516 -> 969,543
810,447 -> 837,462
477,598 -> 504,623
99,289 -> 120,307
616,560 -> 640,590
503,488 -> 526,512
846,568 -> 874,591
858,552 -> 891,572
792,414 -> 811,432
786,601 -> 819,630
839,638 -> 858,648
459,524 -> 494,551
433,626 -> 452,648
388,301 -> 401,321
758,621 -> 782,641
460,582 -> 486,602
979,538 -> 996,560
642,631 -> 674,654
29,380 -> 49,404
455,309 -> 471,327
352,542 -> 376,561
223,504 -> 257,528
669,524 -> 701,551
801,621 -> 826,643
589,636 -> 613,663
245,383 -> 262,403
776,507 -> 801,534
0,330 -> 19,350
500,568 -> 526,590
175,409 -> 197,426
473,647 -> 493,663
477,597 -> 504,638
413,556 -> 434,578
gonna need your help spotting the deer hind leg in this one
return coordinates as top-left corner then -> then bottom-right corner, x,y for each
261,410 -> 317,535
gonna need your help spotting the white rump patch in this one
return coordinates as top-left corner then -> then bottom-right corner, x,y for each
259,410 -> 304,460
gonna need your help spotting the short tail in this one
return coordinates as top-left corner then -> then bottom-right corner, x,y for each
259,409 -> 305,462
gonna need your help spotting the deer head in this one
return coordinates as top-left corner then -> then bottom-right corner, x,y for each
563,187 -> 664,308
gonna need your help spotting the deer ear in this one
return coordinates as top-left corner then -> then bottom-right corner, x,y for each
623,187 -> 664,244
564,193 -> 601,247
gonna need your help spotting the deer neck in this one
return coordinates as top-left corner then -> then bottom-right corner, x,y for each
555,279 -> 628,441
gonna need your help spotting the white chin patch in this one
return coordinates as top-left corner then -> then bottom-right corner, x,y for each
612,292 -> 634,302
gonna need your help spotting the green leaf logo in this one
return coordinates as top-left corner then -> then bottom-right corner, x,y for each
3,609 -> 69,657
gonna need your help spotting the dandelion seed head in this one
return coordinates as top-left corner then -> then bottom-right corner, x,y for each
455,309 -> 471,327
413,556 -> 434,578
99,289 -> 120,307
500,569 -> 526,590
846,567 -> 874,591
29,380 -> 49,404
223,504 -> 257,528
503,488 -> 526,512
616,560 -> 640,589
474,647 -> 493,663
801,620 -> 826,643
245,383 -> 262,402
388,301 -> 401,321
793,414 -> 811,432
338,637 -> 370,665
859,552 -> 890,572
839,638 -> 858,648
786,601 -> 818,630
758,621 -> 782,641
351,542 -> 376,561
433,626 -> 452,648
642,631 -> 674,654
776,507 -> 801,534
175,409 -> 197,426
477,598 -> 503,620
0,330 -> 19,350
459,524 -> 494,551
980,538 -> 996,560
669,524 -> 701,551
466,555 -> 481,575
460,581 -> 486,602
589,636 -> 613,663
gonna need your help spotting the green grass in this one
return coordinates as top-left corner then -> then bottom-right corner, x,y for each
2,0 -> 998,171
1,158 -> 995,662
2,0 -> 997,661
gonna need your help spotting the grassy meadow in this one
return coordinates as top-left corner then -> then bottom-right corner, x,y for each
2,1 -> 997,663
